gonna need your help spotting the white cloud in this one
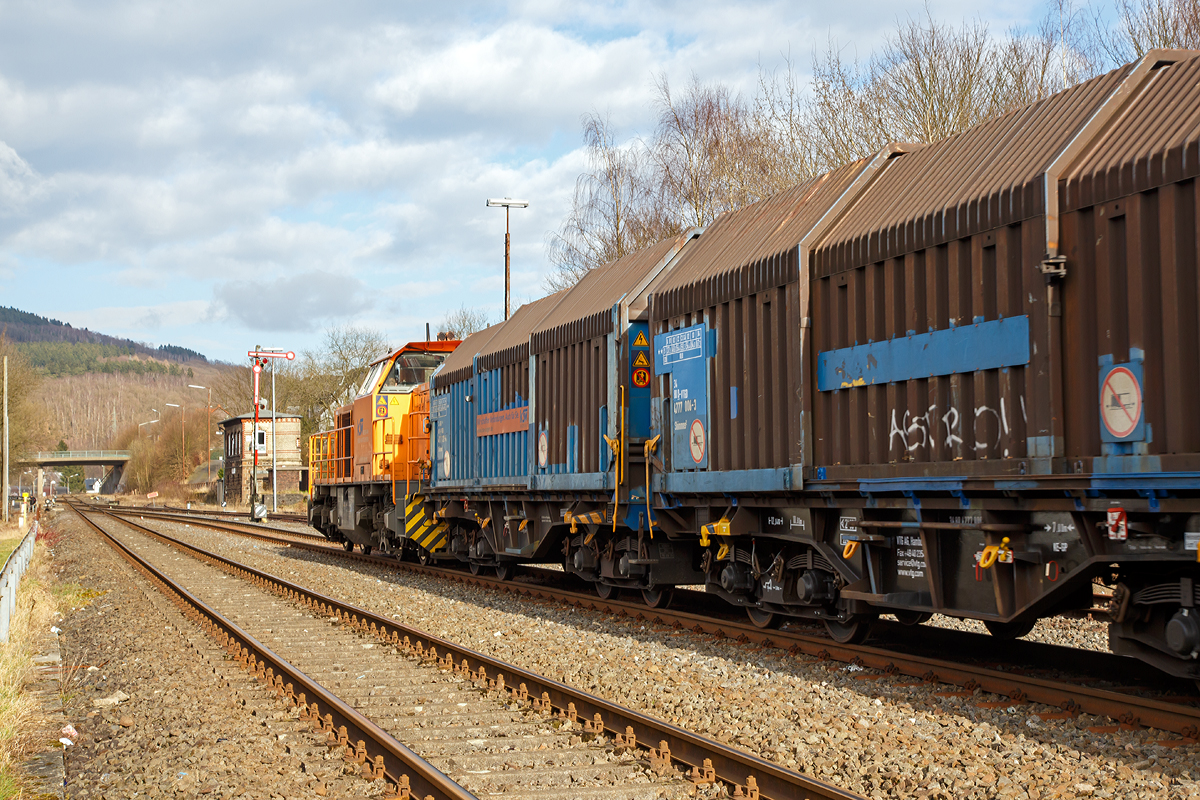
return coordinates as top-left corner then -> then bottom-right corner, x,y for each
0,142 -> 40,215
210,269 -> 374,332
61,299 -> 210,336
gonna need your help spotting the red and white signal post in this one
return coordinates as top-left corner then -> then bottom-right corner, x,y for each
248,347 -> 295,519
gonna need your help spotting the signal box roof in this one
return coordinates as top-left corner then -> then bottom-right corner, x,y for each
219,410 -> 300,427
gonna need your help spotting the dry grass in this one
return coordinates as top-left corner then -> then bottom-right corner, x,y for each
0,518 -> 97,799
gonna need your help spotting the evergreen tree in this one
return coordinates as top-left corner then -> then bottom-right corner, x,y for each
55,439 -> 85,494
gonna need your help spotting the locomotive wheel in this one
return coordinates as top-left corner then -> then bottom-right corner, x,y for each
825,615 -> 874,644
341,540 -> 353,552
641,587 -> 674,609
983,618 -> 1036,640
893,610 -> 933,626
361,543 -> 373,555
594,581 -> 617,600
746,607 -> 778,629
495,562 -> 515,582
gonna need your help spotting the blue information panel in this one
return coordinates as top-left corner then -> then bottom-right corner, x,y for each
627,322 -> 652,439
430,393 -> 450,482
654,323 -> 713,469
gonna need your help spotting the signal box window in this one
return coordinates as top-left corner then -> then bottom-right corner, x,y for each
380,353 -> 446,393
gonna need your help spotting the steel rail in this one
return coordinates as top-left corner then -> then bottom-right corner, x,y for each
102,505 -> 1200,740
68,503 -> 476,800
108,507 -> 325,542
108,502 -> 307,523
163,504 -> 307,522
81,503 -> 863,800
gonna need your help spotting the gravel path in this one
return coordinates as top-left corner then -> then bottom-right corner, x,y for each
51,511 -> 387,799
133,517 -> 1200,800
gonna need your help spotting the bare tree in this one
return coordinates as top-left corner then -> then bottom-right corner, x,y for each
994,1 -> 1099,110
213,365 -> 255,421
872,11 -> 1004,144
651,75 -> 761,228
750,55 -> 822,190
802,5 -> 1100,167
0,333 -> 41,458
294,325 -> 391,429
545,113 -> 672,290
803,41 -> 889,173
438,306 -> 492,340
1092,0 -> 1200,62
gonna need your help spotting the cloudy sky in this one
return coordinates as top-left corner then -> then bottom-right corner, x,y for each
0,0 -> 1040,363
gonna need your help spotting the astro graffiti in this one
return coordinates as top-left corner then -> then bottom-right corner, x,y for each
888,397 -> 1026,457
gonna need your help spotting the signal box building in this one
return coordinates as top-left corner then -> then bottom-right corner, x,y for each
220,411 -> 304,504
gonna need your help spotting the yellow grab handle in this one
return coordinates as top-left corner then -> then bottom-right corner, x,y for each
843,539 -> 859,559
979,545 -> 1000,569
644,435 -> 661,539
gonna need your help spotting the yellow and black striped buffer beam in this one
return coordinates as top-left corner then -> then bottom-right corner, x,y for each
563,509 -> 607,534
404,495 -> 449,553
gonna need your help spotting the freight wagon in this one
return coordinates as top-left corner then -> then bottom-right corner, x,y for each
312,49 -> 1200,680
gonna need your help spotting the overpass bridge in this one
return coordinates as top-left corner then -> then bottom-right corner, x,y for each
25,450 -> 131,496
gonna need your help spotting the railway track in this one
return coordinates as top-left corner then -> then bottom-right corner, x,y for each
93,501 -> 1200,743
70,502 -> 859,800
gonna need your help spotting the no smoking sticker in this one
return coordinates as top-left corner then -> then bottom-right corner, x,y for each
1100,364 -> 1143,440
689,419 -> 706,463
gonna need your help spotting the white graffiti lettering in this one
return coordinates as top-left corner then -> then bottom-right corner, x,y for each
888,400 -> 1018,454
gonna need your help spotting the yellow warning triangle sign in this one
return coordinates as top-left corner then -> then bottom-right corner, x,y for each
633,351 -> 650,367
633,331 -> 649,347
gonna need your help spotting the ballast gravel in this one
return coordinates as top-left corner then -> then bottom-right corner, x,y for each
112,515 -> 1200,799
48,512 -> 387,799
923,611 -> 1111,652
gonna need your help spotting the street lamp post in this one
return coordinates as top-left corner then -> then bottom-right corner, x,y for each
165,403 -> 184,482
486,198 -> 529,320
188,384 -> 211,485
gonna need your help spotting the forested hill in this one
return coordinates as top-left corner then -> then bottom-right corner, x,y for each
0,306 -> 207,363
19,342 -> 198,378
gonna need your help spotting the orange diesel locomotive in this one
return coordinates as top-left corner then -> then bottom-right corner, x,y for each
308,339 -> 459,558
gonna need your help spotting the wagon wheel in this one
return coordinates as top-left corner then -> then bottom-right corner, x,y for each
360,543 -> 373,556
893,610 -> 933,626
468,560 -> 482,574
825,615 -> 874,644
495,562 -> 516,582
983,618 -> 1036,640
341,540 -> 354,552
641,586 -> 674,609
746,607 -> 778,629
594,580 -> 617,601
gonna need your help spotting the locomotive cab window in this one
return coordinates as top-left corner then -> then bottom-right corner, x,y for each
380,352 -> 446,393
356,362 -> 386,398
